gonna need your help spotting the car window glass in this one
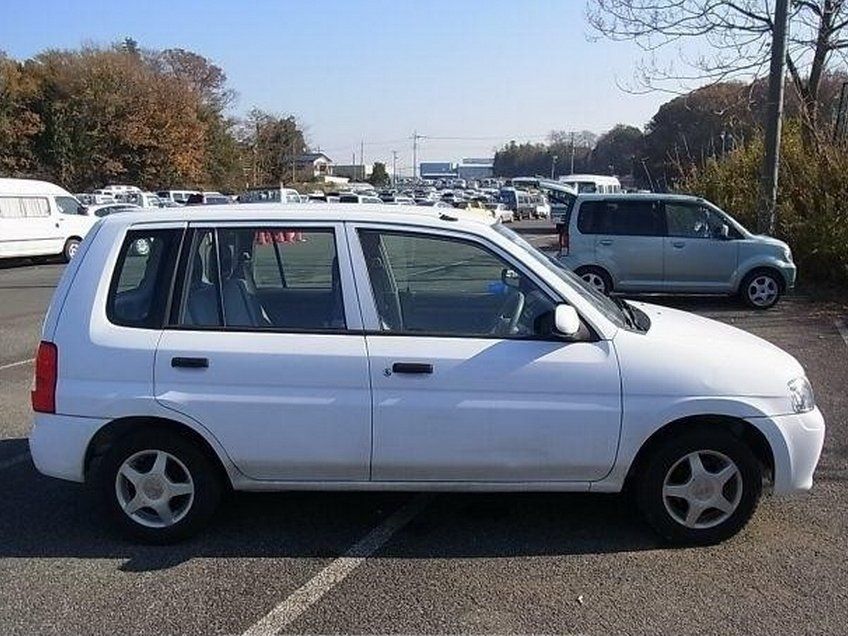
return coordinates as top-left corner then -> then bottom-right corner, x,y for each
358,229 -> 557,338
179,227 -> 345,330
107,229 -> 182,328
0,196 -> 50,218
577,200 -> 664,236
55,196 -> 82,215
665,203 -> 727,239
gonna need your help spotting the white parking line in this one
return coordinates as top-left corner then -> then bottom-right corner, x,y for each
0,357 -> 34,372
242,494 -> 432,636
836,319 -> 848,348
0,452 -> 30,471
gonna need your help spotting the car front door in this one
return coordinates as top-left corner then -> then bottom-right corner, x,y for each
154,222 -> 372,481
578,199 -> 666,291
663,201 -> 739,292
350,224 -> 621,483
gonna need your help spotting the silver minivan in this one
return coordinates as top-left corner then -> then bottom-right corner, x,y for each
558,194 -> 796,308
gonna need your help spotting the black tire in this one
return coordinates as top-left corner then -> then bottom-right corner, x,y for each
94,429 -> 223,544
574,265 -> 613,295
740,268 -> 783,309
635,427 -> 762,545
62,237 -> 81,262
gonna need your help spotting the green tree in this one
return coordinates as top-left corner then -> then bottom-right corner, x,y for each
591,124 -> 644,180
369,162 -> 389,186
239,108 -> 306,186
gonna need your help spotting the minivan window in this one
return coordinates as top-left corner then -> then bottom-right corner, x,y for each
179,227 -> 345,331
107,229 -> 183,329
665,202 -> 733,239
359,230 -> 557,338
0,196 -> 50,218
577,200 -> 664,236
55,196 -> 83,215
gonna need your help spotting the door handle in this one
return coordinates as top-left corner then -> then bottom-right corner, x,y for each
599,239 -> 613,246
171,357 -> 209,369
391,362 -> 433,375
672,241 -> 686,249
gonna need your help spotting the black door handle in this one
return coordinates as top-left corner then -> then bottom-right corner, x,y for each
171,357 -> 209,369
391,362 -> 433,374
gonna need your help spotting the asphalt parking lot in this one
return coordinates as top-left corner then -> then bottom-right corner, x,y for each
1,219 -> 846,635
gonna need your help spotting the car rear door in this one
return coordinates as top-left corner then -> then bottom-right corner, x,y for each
663,201 -> 739,292
578,198 -> 666,291
154,221 -> 372,481
349,223 -> 621,483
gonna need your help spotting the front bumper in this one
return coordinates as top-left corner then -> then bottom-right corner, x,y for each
750,407 -> 824,494
30,413 -> 107,482
778,261 -> 797,290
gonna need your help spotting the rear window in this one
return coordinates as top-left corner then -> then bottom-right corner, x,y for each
577,200 -> 665,236
107,229 -> 183,328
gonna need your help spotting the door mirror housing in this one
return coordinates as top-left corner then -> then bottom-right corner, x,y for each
719,223 -> 730,239
554,304 -> 581,337
501,268 -> 520,288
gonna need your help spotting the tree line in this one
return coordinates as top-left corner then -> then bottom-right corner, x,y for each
0,39 -> 307,192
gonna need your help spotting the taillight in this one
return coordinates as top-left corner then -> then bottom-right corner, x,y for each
31,341 -> 58,414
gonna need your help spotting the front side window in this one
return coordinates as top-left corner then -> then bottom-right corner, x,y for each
107,229 -> 182,328
358,230 -> 557,338
0,196 -> 50,219
577,200 -> 664,236
179,227 -> 345,330
665,202 -> 730,239
55,196 -> 83,215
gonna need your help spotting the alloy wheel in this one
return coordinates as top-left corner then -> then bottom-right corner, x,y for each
747,275 -> 779,307
662,450 -> 742,529
115,450 -> 195,528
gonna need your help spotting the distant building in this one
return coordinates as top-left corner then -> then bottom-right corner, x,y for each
457,157 -> 494,180
295,152 -> 333,179
419,161 -> 457,180
332,164 -> 368,181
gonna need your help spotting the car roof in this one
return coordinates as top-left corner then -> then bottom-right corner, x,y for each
99,203 -> 494,233
575,192 -> 705,202
0,178 -> 73,196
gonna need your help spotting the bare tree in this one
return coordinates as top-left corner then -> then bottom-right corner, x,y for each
587,0 -> 848,132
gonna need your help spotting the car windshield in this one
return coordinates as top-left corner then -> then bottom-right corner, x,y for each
492,224 -> 630,329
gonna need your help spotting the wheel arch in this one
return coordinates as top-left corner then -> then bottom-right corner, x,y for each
84,416 -> 233,488
622,414 -> 776,493
735,263 -> 788,294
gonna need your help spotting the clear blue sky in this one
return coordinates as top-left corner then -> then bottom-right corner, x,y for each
2,0 -> 671,175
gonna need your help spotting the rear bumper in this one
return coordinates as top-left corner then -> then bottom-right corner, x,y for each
751,407 -> 824,494
30,413 -> 106,482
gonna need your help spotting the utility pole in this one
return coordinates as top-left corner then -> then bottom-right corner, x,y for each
551,155 -> 558,179
412,131 -> 419,182
290,138 -> 295,185
759,0 -> 789,235
569,131 -> 575,174
360,140 -> 365,181
392,150 -> 398,187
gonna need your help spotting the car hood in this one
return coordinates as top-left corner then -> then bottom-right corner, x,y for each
615,301 -> 804,405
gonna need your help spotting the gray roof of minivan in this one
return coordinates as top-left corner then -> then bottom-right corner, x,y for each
575,192 -> 706,202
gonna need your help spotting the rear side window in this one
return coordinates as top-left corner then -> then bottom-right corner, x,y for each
577,200 -> 665,236
107,229 -> 183,328
0,196 -> 50,218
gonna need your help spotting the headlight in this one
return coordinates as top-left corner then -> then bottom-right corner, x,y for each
788,376 -> 815,413
783,246 -> 793,263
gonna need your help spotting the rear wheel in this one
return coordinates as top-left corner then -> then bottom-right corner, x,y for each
635,428 -> 762,545
575,266 -> 612,295
62,237 -> 81,262
95,429 -> 223,543
740,269 -> 783,309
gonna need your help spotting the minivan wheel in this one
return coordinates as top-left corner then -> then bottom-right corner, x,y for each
575,266 -> 612,295
63,238 -> 81,262
95,430 -> 223,543
635,428 -> 762,545
741,269 -> 782,309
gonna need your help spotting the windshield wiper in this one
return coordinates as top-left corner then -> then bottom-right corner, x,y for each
612,296 -> 637,328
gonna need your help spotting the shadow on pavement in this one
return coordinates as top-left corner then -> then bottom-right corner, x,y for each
0,445 -> 665,572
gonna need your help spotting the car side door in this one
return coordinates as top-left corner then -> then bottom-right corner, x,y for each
349,223 -> 622,483
579,199 -> 666,292
154,222 -> 372,482
663,201 -> 739,292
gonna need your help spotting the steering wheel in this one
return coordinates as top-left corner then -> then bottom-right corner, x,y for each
489,289 -> 525,336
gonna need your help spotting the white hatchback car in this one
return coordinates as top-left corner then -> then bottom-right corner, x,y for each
30,205 -> 825,544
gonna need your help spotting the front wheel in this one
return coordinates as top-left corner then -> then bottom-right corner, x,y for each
635,428 -> 762,545
95,429 -> 223,543
62,238 -> 81,262
575,266 -> 612,295
740,269 -> 783,309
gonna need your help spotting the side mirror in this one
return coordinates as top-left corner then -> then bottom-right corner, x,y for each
501,268 -> 520,288
719,223 -> 730,239
554,304 -> 581,337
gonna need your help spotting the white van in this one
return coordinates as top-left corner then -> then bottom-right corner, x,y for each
0,179 -> 98,261
559,174 -> 622,194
